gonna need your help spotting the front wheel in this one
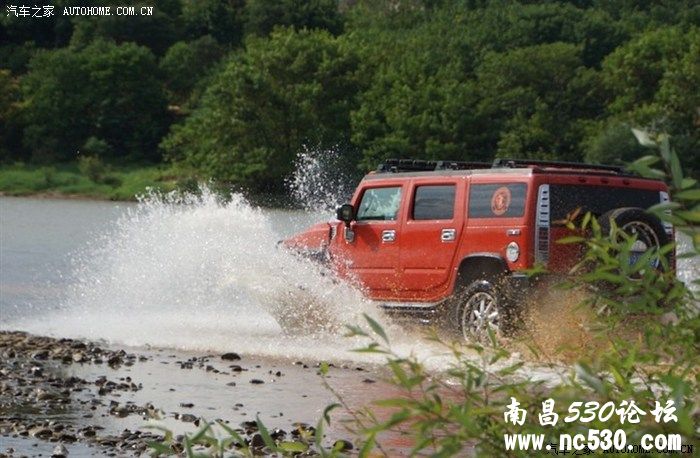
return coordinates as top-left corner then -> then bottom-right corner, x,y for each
453,280 -> 503,343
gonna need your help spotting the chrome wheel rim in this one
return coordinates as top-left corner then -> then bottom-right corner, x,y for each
620,220 -> 661,270
461,291 -> 499,342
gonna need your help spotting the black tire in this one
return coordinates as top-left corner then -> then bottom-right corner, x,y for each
451,279 -> 505,343
599,207 -> 671,273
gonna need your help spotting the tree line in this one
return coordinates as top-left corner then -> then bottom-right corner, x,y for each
1,0 -> 698,192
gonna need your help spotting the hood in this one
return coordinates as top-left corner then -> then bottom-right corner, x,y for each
282,221 -> 333,253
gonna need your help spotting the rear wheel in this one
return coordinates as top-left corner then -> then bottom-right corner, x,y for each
599,207 -> 670,274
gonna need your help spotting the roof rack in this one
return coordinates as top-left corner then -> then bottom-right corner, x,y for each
375,158 -> 636,176
377,159 -> 492,173
492,158 -> 629,174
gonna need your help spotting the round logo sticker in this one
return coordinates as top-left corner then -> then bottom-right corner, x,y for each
490,186 -> 511,216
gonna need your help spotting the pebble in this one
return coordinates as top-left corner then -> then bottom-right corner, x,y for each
51,443 -> 69,457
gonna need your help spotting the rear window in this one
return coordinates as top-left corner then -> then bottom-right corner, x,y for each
413,185 -> 455,220
469,183 -> 527,218
549,185 -> 660,223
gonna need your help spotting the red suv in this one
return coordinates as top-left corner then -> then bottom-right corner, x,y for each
284,159 -> 673,340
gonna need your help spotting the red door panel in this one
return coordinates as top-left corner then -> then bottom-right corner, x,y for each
397,182 -> 463,298
332,221 -> 400,295
329,185 -> 403,299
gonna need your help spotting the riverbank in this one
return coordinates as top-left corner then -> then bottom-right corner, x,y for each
0,164 -> 300,208
0,331 -> 371,457
0,163 -> 183,201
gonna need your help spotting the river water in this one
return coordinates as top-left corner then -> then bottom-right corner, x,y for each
0,195 -> 415,455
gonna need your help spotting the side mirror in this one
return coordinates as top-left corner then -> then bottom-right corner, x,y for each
336,204 -> 355,226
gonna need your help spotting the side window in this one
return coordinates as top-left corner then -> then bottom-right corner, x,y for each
469,183 -> 527,218
413,185 -> 455,220
356,187 -> 402,221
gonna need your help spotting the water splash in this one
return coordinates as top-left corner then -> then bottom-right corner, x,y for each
16,188 -> 400,360
286,146 -> 359,214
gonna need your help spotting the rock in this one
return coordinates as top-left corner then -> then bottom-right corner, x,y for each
31,349 -> 49,360
29,426 -> 53,439
249,379 -> 264,384
249,433 -> 265,448
363,378 -> 376,384
29,365 -> 44,377
221,352 -> 241,361
179,414 -> 197,423
270,428 -> 286,440
59,433 -> 77,443
179,402 -> 194,408
72,352 -> 86,363
51,443 -> 69,457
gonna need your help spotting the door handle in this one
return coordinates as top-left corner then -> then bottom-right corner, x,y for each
382,230 -> 396,243
441,228 -> 456,242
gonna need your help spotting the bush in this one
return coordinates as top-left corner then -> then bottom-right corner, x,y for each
77,155 -> 106,183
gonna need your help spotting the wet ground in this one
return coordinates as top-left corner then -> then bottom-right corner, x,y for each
0,331 -> 399,457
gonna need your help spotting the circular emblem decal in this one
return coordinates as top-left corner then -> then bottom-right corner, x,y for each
490,186 -> 511,216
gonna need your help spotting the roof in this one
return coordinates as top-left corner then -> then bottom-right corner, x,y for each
364,158 -> 649,181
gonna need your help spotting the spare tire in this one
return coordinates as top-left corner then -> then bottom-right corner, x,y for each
599,207 -> 670,272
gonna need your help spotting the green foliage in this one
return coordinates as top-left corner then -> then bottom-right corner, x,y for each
244,0 -> 344,37
162,28 -> 360,192
159,35 -> 225,106
69,2 -> 180,55
0,163 -> 179,200
180,0 -> 245,46
77,155 -> 107,183
583,121 -> 648,164
348,7 -> 481,167
21,40 -> 168,163
601,26 -> 700,174
477,42 -> 603,161
147,416 -> 344,457
0,69 -> 22,161
3,0 -> 700,195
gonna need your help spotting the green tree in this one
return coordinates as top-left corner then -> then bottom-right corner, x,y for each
159,35 -> 225,107
244,0 -> 343,37
348,9 -> 481,168
180,0 -> 245,46
0,70 -> 23,161
601,26 -> 700,173
69,1 -> 180,55
475,42 -> 604,161
22,40 -> 168,162
162,28 -> 360,192
582,121 -> 648,164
